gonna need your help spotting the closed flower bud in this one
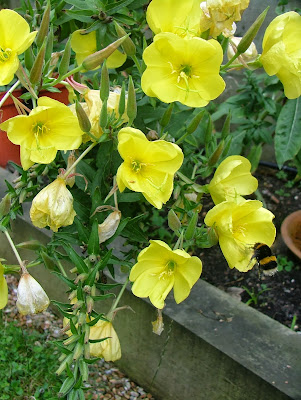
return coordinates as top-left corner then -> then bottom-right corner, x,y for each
0,194 -> 11,218
168,209 -> 181,232
98,211 -> 121,244
29,38 -> 47,85
82,35 -> 128,71
30,178 -> 76,232
114,21 -> 136,56
75,100 -> 91,133
16,273 -> 50,315
35,1 -> 51,48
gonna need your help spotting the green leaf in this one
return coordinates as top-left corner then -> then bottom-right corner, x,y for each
74,217 -> 89,244
51,272 -> 77,290
275,98 -> 301,167
87,219 -> 100,256
63,244 -> 89,273
106,0 -> 135,13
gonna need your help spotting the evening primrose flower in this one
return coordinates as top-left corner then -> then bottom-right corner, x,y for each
0,97 -> 83,170
117,127 -> 183,209
16,273 -> 50,315
260,11 -> 301,99
0,262 -> 8,309
146,0 -> 203,38
0,9 -> 37,85
141,32 -> 225,107
71,29 -> 126,69
200,0 -> 250,37
89,320 -> 121,361
129,240 -> 203,309
208,155 -> 258,204
205,199 -> 276,272
30,177 -> 76,232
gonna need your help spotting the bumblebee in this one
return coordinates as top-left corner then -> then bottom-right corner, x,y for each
251,243 -> 278,276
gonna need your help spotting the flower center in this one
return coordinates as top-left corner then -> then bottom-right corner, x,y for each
180,64 -> 192,77
32,122 -> 49,149
131,160 -> 142,172
167,260 -> 177,271
0,47 -> 12,63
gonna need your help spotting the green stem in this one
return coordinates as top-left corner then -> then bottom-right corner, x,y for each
106,278 -> 129,320
57,258 -> 68,278
175,130 -> 190,145
62,142 -> 97,179
131,55 -> 142,75
0,80 -> 20,108
221,52 -> 241,71
49,65 -> 83,87
4,230 -> 26,273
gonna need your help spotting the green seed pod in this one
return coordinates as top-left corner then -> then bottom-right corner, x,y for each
36,0 -> 51,48
127,75 -> 137,125
0,194 -> 11,218
79,359 -> 89,382
29,38 -> 47,85
58,36 -> 72,77
237,7 -> 269,54
208,140 -> 225,167
160,102 -> 174,128
100,61 -> 109,101
82,35 -> 128,70
185,212 -> 199,240
114,21 -> 136,56
58,376 -> 75,397
75,100 -> 91,133
73,342 -> 84,360
187,109 -> 205,135
56,353 -> 73,375
168,209 -> 181,232
63,334 -> 80,346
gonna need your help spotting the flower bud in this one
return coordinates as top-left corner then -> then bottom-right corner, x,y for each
98,210 -> 121,244
160,103 -> 174,128
29,38 -> 47,85
100,61 -> 109,101
36,1 -> 51,48
168,209 -> 181,232
0,194 -> 11,218
30,177 -> 76,232
75,100 -> 91,133
208,140 -> 225,167
58,36 -> 72,77
16,273 -> 50,315
16,240 -> 41,250
114,21 -> 136,56
82,35 -> 128,70
127,75 -> 136,125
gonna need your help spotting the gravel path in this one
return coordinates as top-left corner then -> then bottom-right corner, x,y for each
3,275 -> 155,400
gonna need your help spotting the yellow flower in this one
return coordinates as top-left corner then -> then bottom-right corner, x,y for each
16,273 -> 50,315
0,97 -> 83,170
71,29 -> 126,69
89,320 -> 121,361
30,177 -> 76,232
200,0 -> 250,38
208,155 -> 258,204
0,9 -> 37,85
260,11 -> 301,99
146,0 -> 203,38
205,199 -> 276,272
116,127 -> 183,209
129,240 -> 203,309
0,262 -> 8,310
141,32 -> 225,107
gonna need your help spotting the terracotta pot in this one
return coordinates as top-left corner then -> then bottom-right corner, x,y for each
0,84 -> 70,168
281,210 -> 301,259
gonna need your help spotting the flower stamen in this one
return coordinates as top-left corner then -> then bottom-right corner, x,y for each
0,47 -> 12,63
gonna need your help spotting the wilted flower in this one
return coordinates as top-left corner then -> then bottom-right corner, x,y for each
117,127 -> 183,209
207,155 -> 258,204
0,9 -> 37,85
205,199 -> 276,272
260,11 -> 301,99
71,29 -> 126,69
129,240 -> 203,309
146,0 -> 203,38
89,320 -> 121,361
200,0 -> 250,37
98,210 -> 121,244
141,32 -> 225,107
0,97 -> 83,170
0,262 -> 8,309
16,273 -> 50,315
227,36 -> 258,65
30,177 -> 76,232
152,309 -> 164,335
